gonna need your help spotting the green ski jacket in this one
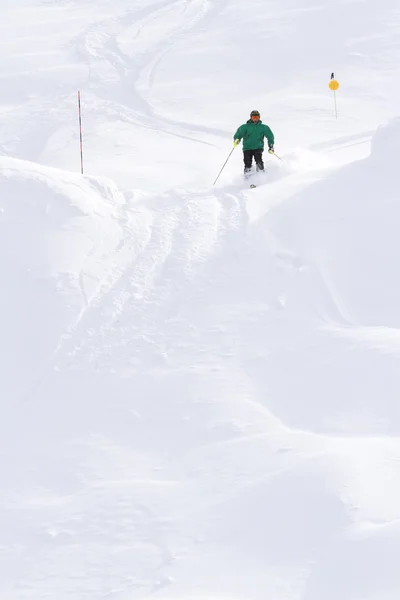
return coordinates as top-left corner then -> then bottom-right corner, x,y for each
234,120 -> 274,152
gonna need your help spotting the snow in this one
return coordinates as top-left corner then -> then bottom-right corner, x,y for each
1,0 -> 400,599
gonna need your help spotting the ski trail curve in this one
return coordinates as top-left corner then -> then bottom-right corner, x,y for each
75,0 -> 228,143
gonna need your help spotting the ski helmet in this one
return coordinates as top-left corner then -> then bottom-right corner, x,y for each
250,110 -> 260,117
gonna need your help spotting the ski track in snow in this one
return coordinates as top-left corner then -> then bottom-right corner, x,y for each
75,0 -> 226,143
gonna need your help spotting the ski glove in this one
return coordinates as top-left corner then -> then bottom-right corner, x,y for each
268,145 -> 275,154
233,139 -> 240,147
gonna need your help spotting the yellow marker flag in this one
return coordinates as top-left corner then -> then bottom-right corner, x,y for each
329,79 -> 340,91
329,73 -> 340,119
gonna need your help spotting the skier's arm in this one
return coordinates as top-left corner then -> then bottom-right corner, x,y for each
234,125 -> 245,142
264,125 -> 275,148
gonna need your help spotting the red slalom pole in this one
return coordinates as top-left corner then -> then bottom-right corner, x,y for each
78,90 -> 84,175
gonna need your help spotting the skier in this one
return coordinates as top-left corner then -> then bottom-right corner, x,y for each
233,110 -> 275,177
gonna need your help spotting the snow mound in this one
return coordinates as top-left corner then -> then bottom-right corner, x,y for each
0,157 -> 129,401
255,117 -> 400,437
267,117 -> 400,329
371,116 -> 400,165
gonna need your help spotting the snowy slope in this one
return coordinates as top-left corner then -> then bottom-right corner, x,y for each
1,0 -> 400,599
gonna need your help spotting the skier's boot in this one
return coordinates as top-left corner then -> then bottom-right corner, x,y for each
244,167 -> 252,180
255,161 -> 265,172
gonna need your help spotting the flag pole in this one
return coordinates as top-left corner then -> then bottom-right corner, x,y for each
329,73 -> 340,120
78,91 -> 84,175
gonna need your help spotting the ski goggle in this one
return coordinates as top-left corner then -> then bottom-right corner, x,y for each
251,114 -> 260,120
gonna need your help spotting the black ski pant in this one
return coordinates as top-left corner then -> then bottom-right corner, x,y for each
243,149 -> 264,173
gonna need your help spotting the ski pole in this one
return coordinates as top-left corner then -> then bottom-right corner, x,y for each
269,150 -> 283,162
213,144 -> 236,186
